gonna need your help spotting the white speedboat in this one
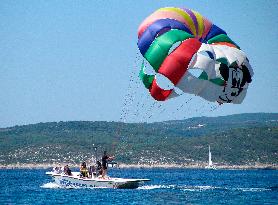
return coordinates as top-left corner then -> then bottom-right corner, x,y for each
46,171 -> 150,189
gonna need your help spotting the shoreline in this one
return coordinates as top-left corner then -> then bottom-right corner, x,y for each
0,163 -> 277,170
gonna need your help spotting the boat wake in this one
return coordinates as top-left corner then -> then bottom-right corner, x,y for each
41,182 -> 61,189
138,185 -> 220,191
182,185 -> 221,191
182,186 -> 270,192
138,184 -> 271,192
138,185 -> 175,190
231,187 -> 271,192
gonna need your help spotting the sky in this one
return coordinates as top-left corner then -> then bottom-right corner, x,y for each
0,0 -> 278,128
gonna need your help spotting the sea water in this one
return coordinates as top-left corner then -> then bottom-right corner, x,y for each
0,168 -> 277,204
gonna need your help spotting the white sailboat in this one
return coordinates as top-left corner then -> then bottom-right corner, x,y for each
205,145 -> 216,169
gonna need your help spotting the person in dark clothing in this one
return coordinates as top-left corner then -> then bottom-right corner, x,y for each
89,165 -> 95,178
63,165 -> 72,176
96,160 -> 102,176
101,151 -> 114,178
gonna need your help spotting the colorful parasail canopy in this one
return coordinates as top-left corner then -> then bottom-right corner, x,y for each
137,7 -> 253,104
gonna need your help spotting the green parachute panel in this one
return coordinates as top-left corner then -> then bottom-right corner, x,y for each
144,29 -> 193,72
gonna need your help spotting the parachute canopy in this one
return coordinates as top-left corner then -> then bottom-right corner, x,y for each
137,7 -> 253,104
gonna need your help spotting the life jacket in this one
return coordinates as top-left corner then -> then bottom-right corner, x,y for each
80,167 -> 88,177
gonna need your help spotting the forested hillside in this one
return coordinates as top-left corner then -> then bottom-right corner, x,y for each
0,113 -> 277,166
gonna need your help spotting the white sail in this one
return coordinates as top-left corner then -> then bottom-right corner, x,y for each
206,145 -> 216,169
208,145 -> 212,166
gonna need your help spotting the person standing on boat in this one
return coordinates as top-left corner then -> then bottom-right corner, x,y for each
101,151 -> 114,178
80,162 -> 89,178
96,160 -> 102,176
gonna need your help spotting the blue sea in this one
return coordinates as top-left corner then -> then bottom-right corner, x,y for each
0,168 -> 277,204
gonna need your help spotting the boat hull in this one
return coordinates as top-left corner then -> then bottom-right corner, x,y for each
46,172 -> 149,189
